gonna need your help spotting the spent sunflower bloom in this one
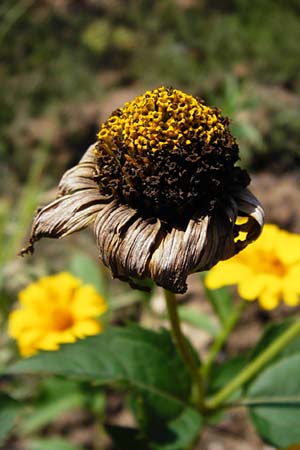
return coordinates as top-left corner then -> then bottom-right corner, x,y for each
8,272 -> 107,356
22,87 -> 264,293
205,224 -> 300,310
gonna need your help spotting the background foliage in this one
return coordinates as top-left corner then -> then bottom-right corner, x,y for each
1,1 -> 300,449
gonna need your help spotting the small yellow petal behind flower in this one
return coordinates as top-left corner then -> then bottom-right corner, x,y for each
8,272 -> 107,357
205,224 -> 300,310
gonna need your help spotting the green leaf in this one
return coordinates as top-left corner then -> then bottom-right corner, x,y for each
7,325 -> 192,421
29,437 -> 84,450
201,274 -> 234,326
246,353 -> 300,447
0,393 -> 19,446
69,252 -> 107,296
21,378 -> 86,433
178,306 -> 219,337
107,407 -> 202,450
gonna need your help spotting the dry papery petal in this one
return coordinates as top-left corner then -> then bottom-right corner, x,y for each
93,190 -> 263,293
21,189 -> 111,255
232,187 -> 264,245
58,145 -> 98,195
94,200 -> 211,292
94,200 -> 160,279
21,136 -> 263,294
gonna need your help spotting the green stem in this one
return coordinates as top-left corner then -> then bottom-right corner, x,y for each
205,320 -> 300,410
164,289 -> 204,407
201,300 -> 246,381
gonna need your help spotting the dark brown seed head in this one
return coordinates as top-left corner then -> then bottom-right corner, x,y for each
94,86 -> 249,224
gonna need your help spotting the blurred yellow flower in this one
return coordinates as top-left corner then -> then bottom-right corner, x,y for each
205,224 -> 300,310
8,272 -> 107,357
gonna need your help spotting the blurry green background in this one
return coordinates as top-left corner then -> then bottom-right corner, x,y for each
1,0 -> 300,187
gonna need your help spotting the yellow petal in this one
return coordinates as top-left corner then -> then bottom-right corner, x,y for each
39,272 -> 81,306
235,216 -> 249,226
37,331 -> 76,351
15,329 -> 45,357
276,232 -> 300,265
238,274 -> 280,301
8,309 -> 45,336
285,264 -> 300,292
72,286 -> 107,319
205,261 -> 251,290
19,284 -> 46,309
234,230 -> 248,242
258,289 -> 281,310
256,224 -> 279,253
72,319 -> 101,338
282,289 -> 299,307
19,344 -> 38,358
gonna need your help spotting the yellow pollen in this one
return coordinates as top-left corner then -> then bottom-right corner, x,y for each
96,86 -> 225,156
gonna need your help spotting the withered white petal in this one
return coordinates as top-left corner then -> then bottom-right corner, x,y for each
148,216 -> 209,293
58,145 -> 97,195
21,189 -> 110,254
94,200 -> 161,280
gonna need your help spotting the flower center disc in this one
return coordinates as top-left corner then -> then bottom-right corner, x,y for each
260,253 -> 287,277
95,87 -> 249,224
51,309 -> 74,331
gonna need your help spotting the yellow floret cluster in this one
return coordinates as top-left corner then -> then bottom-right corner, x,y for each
96,86 -> 225,155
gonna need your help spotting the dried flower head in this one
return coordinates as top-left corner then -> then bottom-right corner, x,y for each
205,224 -> 300,309
22,87 -> 264,293
8,272 -> 107,356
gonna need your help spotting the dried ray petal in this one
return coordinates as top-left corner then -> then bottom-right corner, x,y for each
94,200 -> 138,276
196,212 -> 236,270
233,187 -> 264,242
94,201 -> 161,281
58,144 -> 98,195
96,203 -> 242,294
21,189 -> 110,255
148,216 -> 210,293
116,217 -> 162,278
223,197 -> 238,225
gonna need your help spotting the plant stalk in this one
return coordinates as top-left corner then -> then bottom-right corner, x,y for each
164,289 -> 204,407
205,319 -> 300,410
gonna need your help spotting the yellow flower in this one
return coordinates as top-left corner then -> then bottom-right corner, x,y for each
21,87 -> 263,294
8,272 -> 107,357
205,224 -> 300,310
